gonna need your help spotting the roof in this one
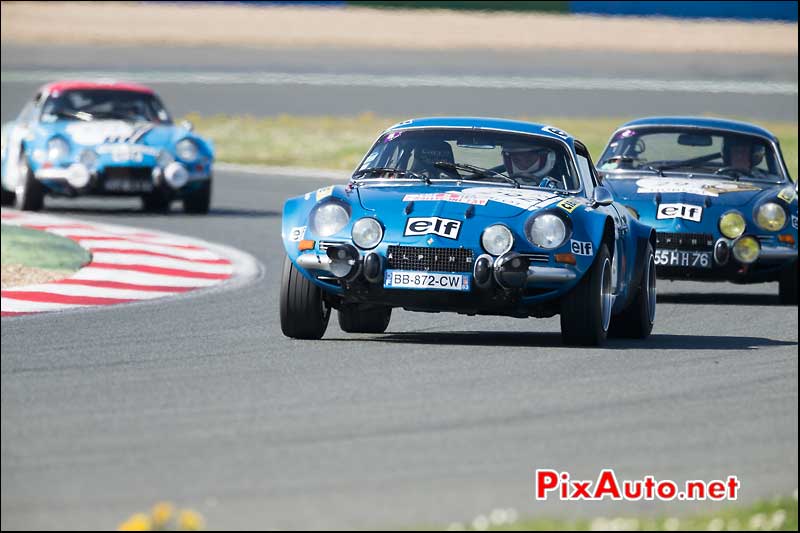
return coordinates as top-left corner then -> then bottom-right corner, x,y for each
615,116 -> 778,142
39,80 -> 155,96
384,117 -> 576,143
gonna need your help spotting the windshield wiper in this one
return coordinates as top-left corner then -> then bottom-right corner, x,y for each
54,110 -> 94,122
433,161 -> 520,188
352,167 -> 431,184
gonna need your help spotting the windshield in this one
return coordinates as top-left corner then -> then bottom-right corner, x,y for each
40,90 -> 172,124
598,127 -> 786,183
356,129 -> 580,191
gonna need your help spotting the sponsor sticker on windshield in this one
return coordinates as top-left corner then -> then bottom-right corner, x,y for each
635,178 -> 761,197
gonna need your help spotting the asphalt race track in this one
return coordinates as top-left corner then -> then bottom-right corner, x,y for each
1,169 -> 797,530
2,45 -> 797,121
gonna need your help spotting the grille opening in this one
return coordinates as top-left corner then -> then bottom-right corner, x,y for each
102,167 -> 154,182
387,245 -> 473,273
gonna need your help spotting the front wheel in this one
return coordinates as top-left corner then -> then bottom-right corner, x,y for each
141,189 -> 171,213
0,186 -> 15,206
560,244 -> 612,346
280,255 -> 330,339
338,304 -> 392,333
183,181 -> 211,214
779,261 -> 797,305
14,154 -> 44,211
609,243 -> 656,339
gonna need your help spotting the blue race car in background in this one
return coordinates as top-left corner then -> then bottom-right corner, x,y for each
597,117 -> 797,304
280,117 -> 657,346
1,80 -> 214,213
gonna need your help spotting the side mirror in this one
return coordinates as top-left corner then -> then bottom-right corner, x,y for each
181,120 -> 194,132
593,186 -> 614,207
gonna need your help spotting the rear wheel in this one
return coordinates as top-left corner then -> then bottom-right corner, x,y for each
560,244 -> 612,346
338,304 -> 392,333
779,261 -> 797,305
182,181 -> 211,214
280,255 -> 330,339
609,243 -> 656,339
14,154 -> 44,211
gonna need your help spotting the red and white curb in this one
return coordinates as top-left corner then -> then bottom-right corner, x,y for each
1,209 -> 261,317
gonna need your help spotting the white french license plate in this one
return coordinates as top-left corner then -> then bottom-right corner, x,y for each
655,249 -> 712,269
104,178 -> 153,193
383,270 -> 471,291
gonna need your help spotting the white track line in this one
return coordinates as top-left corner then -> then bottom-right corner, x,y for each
2,70 -> 797,95
70,267 -> 221,287
8,283 -> 175,300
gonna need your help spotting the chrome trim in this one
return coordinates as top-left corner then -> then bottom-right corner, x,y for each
526,266 -> 577,283
296,253 -> 335,272
520,252 -> 550,263
759,246 -> 798,261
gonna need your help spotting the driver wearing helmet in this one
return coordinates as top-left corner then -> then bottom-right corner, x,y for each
502,144 -> 558,187
726,138 -> 766,171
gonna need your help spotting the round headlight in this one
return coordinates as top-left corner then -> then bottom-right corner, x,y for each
719,211 -> 746,239
310,201 -> 350,237
481,224 -> 514,256
352,217 -> 383,249
755,202 -> 787,232
176,139 -> 199,162
47,137 -> 70,162
732,236 -> 760,264
527,213 -> 567,249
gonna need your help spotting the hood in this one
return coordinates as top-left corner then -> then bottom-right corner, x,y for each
604,175 -> 766,208
56,120 -> 187,149
355,183 -> 564,219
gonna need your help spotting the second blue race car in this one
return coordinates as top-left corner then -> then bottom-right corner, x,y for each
280,117 -> 657,346
597,117 -> 797,304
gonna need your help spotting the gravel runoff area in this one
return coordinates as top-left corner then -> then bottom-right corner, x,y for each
1,1 -> 796,55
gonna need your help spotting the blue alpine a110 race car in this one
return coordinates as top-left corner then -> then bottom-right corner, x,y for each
1,80 -> 214,213
597,117 -> 797,304
280,117 -> 658,346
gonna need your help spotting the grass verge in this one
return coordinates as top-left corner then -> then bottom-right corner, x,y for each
443,494 -> 797,531
1,224 -> 90,287
186,113 -> 798,178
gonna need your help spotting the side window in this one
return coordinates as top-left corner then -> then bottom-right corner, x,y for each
574,143 -> 597,197
17,93 -> 42,125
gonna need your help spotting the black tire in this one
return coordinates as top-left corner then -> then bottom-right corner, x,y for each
280,255 -> 330,339
779,261 -> 797,306
609,243 -> 656,339
560,244 -> 612,346
338,304 -> 392,333
182,181 -> 211,214
14,154 -> 44,211
141,189 -> 171,213
1,186 -> 15,206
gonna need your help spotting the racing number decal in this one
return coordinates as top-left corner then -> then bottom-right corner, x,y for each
571,240 -> 593,256
404,217 -> 462,239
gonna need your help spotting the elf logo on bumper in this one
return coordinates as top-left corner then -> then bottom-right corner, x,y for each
657,203 -> 703,222
404,217 -> 462,239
